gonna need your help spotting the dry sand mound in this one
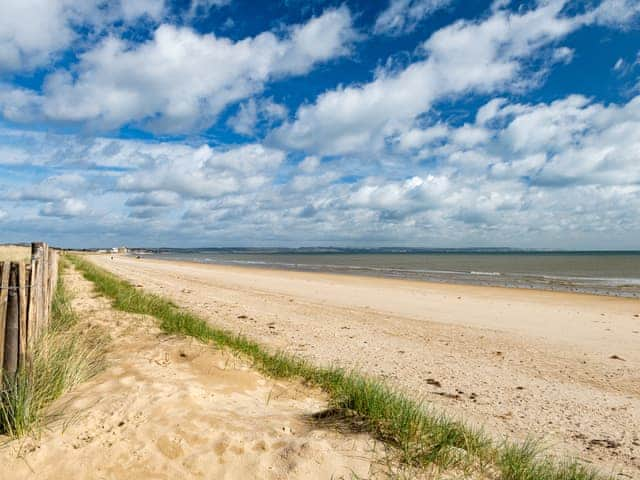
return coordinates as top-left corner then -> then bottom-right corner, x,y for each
0,266 -> 392,479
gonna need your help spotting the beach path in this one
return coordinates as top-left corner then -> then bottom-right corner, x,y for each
90,255 -> 640,477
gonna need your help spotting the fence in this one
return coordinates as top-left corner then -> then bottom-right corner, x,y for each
0,243 -> 58,377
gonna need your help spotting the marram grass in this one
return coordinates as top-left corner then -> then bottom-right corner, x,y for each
69,254 -> 609,480
0,258 -> 106,437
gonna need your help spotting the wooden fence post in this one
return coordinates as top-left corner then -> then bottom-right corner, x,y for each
18,262 -> 28,369
28,243 -> 44,347
0,261 -> 9,373
0,243 -> 59,374
46,248 -> 57,329
4,263 -> 19,377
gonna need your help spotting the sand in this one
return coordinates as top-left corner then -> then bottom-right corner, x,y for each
0,245 -> 30,262
88,254 -> 640,477
0,264 -> 402,479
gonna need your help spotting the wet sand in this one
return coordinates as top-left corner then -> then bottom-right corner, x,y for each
90,255 -> 640,476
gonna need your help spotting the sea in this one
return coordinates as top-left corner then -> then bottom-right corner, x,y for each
136,249 -> 640,298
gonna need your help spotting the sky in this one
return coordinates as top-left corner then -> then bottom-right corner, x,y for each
0,0 -> 639,249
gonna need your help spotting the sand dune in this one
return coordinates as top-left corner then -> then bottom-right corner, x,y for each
89,255 -> 640,477
0,265 -> 395,479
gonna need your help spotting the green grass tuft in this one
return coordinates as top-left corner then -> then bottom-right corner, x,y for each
68,254 -> 611,480
497,440 -> 604,480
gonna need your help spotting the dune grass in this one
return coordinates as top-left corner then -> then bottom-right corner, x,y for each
68,254 -> 608,480
0,258 -> 106,437
0,245 -> 30,263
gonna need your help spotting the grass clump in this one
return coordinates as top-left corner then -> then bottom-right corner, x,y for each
497,440 -> 604,480
68,254 -> 610,480
0,258 -> 106,437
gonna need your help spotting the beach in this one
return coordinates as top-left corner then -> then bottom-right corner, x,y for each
90,254 -> 640,476
0,259 -> 389,479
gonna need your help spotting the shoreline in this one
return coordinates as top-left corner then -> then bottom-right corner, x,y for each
131,252 -> 640,301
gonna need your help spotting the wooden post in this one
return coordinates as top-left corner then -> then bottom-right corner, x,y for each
18,262 -> 28,369
0,261 -> 9,372
28,243 -> 44,346
4,263 -> 19,377
46,248 -> 57,327
40,244 -> 48,335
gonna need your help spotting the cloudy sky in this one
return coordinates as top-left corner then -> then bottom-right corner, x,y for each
1,0 -> 639,248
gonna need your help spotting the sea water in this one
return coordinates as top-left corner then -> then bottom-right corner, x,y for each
140,249 -> 640,298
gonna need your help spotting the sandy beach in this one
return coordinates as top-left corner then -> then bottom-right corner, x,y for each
89,254 -> 640,476
0,262 -> 394,479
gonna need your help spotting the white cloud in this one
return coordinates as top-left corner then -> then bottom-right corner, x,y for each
121,0 -> 165,22
2,99 -> 640,249
0,0 -> 81,72
348,175 -> 449,212
188,0 -> 231,17
227,99 -> 259,136
2,1 -> 640,249
227,98 -> 287,136
589,0 -> 640,28
272,1 -> 578,155
552,46 -> 574,64
0,144 -> 31,165
614,58 -> 625,71
116,143 -> 285,199
298,156 -> 321,173
0,0 -> 166,73
399,94 -> 640,188
125,191 -> 181,207
0,84 -> 43,123
5,7 -> 353,133
374,0 -> 452,36
40,198 -> 88,218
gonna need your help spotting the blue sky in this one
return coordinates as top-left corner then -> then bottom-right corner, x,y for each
1,0 -> 639,248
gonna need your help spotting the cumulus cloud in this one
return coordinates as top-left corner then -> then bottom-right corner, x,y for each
492,96 -> 640,186
0,0 -> 166,74
1,0 -> 640,248
116,143 -> 285,199
2,7 -> 354,133
374,0 -> 452,36
40,198 -> 88,218
393,94 -> 640,190
4,86 -> 640,248
0,0 -> 93,73
272,1 -> 578,155
2,173 -> 87,204
227,98 -> 287,136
